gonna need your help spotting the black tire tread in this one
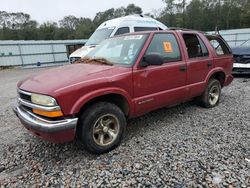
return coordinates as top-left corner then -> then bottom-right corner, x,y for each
77,102 -> 126,154
199,78 -> 221,108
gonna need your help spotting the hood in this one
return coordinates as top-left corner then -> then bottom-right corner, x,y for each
18,63 -> 129,96
231,46 -> 250,55
69,45 -> 96,58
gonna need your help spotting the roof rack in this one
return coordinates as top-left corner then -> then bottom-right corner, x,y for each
168,27 -> 205,33
168,27 -> 193,31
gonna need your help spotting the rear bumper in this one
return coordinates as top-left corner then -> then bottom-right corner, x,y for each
13,106 -> 78,143
224,75 -> 234,86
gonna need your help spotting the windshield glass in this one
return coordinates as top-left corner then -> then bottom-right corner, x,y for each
85,28 -> 115,46
85,34 -> 148,66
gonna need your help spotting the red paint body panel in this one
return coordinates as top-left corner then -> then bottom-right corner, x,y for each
19,63 -> 134,116
17,30 -> 234,143
133,61 -> 187,115
24,125 -> 75,144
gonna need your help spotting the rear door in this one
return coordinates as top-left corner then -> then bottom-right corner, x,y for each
181,33 -> 213,97
206,35 -> 233,76
133,32 -> 187,115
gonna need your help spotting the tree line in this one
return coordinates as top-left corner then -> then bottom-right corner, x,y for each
0,0 -> 250,40
159,0 -> 250,31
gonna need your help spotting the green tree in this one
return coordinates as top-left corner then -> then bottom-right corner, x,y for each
125,4 -> 142,15
2,2 -> 250,40
114,7 -> 126,18
93,8 -> 115,26
38,22 -> 58,40
59,16 -> 79,30
19,20 -> 38,40
75,18 -> 95,39
185,0 -> 204,30
240,0 -> 250,27
158,0 -> 178,27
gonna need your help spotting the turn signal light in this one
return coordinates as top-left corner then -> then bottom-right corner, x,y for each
32,109 -> 63,118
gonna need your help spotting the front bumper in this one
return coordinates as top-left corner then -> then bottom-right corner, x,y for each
13,106 -> 78,143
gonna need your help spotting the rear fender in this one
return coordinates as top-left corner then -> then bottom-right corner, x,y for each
205,68 -> 226,86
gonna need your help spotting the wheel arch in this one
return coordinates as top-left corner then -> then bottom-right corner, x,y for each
71,88 -> 133,118
206,69 -> 226,87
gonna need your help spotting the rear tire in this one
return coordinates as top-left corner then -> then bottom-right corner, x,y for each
77,102 -> 126,154
199,78 -> 221,108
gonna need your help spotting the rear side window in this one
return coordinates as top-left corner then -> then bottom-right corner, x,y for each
114,27 -> 130,36
182,34 -> 209,58
145,33 -> 181,62
207,36 -> 231,55
134,27 -> 158,32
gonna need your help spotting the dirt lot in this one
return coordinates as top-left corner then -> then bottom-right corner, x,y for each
0,68 -> 249,187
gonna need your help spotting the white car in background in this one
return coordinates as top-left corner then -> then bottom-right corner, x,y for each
69,14 -> 167,63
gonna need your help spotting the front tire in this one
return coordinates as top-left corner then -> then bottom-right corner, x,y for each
77,102 -> 126,154
199,78 -> 221,108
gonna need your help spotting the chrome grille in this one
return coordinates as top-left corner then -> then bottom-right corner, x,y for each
19,92 -> 31,102
18,90 -> 32,102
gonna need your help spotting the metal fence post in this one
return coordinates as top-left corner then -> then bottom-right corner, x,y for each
51,44 -> 56,64
235,33 -> 238,47
17,44 -> 24,66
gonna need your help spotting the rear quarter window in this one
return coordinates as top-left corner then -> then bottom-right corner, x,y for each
206,36 -> 231,55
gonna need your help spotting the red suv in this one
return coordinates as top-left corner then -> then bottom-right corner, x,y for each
14,29 -> 233,154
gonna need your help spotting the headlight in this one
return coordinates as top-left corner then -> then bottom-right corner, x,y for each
31,94 -> 57,106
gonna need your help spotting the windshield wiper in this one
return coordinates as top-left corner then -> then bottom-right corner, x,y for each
74,57 -> 113,66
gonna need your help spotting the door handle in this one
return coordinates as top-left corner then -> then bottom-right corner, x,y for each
207,61 -> 213,67
179,66 -> 187,72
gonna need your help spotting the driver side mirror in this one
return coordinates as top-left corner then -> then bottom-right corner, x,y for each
140,53 -> 164,67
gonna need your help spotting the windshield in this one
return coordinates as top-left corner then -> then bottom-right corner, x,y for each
85,34 -> 148,66
85,28 -> 115,46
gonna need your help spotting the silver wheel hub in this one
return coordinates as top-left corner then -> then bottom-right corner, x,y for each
93,114 -> 119,146
209,85 -> 219,106
103,126 -> 108,133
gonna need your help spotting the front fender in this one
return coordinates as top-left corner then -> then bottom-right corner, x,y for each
70,87 -> 134,116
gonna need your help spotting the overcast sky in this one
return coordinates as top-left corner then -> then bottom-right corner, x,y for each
2,0 -> 166,23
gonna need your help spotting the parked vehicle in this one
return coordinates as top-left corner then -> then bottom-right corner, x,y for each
69,14 -> 167,63
231,39 -> 250,74
14,29 -> 233,154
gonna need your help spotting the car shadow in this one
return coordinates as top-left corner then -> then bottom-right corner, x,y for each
233,73 -> 250,78
8,100 -> 197,165
0,91 -> 233,178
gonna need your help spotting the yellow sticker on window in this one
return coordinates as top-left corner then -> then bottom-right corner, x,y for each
163,42 -> 173,53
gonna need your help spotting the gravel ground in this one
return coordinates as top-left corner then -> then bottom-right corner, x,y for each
0,68 -> 249,187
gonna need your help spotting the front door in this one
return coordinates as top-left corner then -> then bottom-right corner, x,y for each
133,33 -> 187,115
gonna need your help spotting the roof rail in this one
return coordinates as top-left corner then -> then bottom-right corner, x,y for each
168,27 -> 193,31
168,27 -> 205,33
